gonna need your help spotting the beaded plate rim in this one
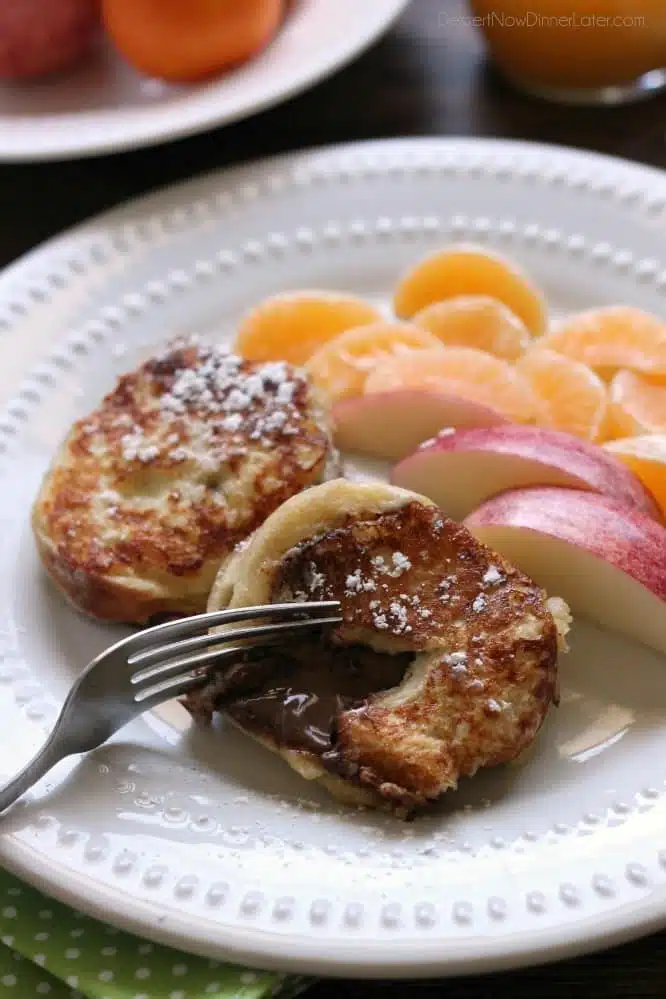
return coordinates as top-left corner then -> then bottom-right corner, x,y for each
0,138 -> 665,977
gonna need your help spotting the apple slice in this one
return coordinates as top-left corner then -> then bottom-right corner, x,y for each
391,425 -> 660,522
332,389 -> 507,461
466,487 -> 666,655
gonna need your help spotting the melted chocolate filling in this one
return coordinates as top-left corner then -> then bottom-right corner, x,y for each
219,640 -> 411,756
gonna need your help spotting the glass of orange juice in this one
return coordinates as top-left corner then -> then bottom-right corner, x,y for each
467,1 -> 666,104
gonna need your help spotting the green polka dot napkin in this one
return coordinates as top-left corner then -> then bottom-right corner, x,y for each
0,869 -> 311,999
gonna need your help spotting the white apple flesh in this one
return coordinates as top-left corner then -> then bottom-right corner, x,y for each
332,389 -> 507,461
466,486 -> 666,655
391,425 -> 660,521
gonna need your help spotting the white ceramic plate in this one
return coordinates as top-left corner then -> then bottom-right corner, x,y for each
1,138 -> 666,978
0,0 -> 408,162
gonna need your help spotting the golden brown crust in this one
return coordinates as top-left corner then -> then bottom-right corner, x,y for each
32,338 -> 334,622
198,480 -> 568,815
275,501 -> 560,811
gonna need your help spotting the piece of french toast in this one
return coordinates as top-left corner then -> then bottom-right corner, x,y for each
32,336 -> 335,623
187,480 -> 570,816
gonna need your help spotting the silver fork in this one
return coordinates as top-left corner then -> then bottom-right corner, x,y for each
0,601 -> 341,814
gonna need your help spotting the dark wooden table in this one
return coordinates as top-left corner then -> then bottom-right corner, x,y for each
2,0 -> 666,995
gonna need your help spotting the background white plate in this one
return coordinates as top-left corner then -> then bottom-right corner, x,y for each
0,0 -> 408,162
1,138 -> 666,978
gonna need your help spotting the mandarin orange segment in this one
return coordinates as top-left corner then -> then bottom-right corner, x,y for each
516,347 -> 609,441
542,306 -> 666,376
305,322 -> 444,402
608,369 -> 666,437
393,244 -> 547,335
413,295 -> 530,360
234,291 -> 383,365
364,346 -> 541,424
604,435 -> 666,516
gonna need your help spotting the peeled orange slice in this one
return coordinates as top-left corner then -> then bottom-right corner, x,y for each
517,348 -> 608,442
393,244 -> 547,335
604,435 -> 666,516
609,369 -> 666,437
542,306 -> 666,377
365,346 -> 541,424
234,291 -> 383,364
413,295 -> 530,360
305,322 -> 444,402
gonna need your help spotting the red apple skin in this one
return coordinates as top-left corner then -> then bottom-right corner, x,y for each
0,0 -> 100,80
393,425 -> 661,521
466,486 -> 666,603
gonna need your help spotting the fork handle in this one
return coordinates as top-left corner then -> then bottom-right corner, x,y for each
0,734 -> 68,814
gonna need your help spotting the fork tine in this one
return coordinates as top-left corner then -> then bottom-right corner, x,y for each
129,611 -> 343,671
131,615 -> 341,687
134,671 -> 214,709
133,643 -> 252,705
110,601 -> 341,662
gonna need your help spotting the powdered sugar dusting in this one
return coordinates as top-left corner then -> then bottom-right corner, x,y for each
115,338 -> 311,465
345,569 -> 377,595
443,651 -> 468,675
286,546 -> 436,638
277,508 -> 458,640
483,565 -> 503,585
307,563 -> 327,594
119,432 -> 159,463
371,552 -> 412,579
392,552 -> 411,575
389,601 -> 411,635
486,698 -> 510,714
